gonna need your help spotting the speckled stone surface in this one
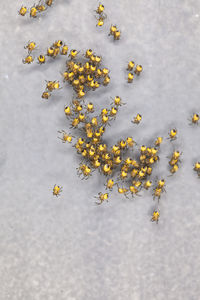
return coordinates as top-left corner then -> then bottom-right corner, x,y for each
0,0 -> 200,299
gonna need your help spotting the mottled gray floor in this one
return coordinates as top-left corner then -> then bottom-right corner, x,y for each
0,0 -> 200,299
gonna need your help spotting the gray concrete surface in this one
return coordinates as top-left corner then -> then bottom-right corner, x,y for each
0,0 -> 200,299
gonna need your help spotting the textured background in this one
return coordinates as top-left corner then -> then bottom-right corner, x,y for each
0,0 -> 200,299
